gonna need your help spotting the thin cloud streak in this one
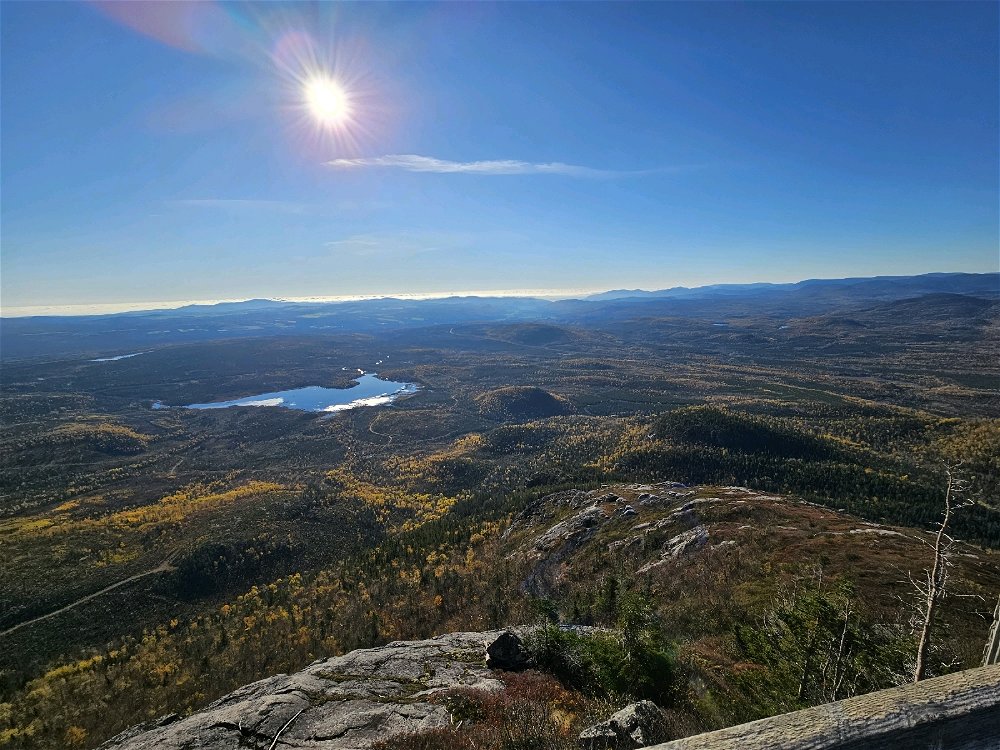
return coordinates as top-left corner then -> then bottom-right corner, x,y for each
326,154 -> 630,176
166,199 -> 391,215
325,230 -> 477,258
324,229 -> 530,258
168,199 -> 310,214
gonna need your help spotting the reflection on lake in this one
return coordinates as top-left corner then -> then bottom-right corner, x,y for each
153,373 -> 418,413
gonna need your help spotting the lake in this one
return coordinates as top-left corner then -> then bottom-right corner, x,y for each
153,373 -> 418,413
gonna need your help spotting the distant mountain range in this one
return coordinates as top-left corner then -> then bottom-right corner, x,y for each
1,272 -> 996,360
585,272 -> 999,301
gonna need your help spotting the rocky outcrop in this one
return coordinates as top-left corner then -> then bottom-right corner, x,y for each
508,485 -> 707,597
636,527 -> 709,574
101,631 -> 509,750
510,489 -> 616,597
579,700 -> 669,748
508,485 -> 744,592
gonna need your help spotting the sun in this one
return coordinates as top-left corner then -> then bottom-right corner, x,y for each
304,75 -> 350,128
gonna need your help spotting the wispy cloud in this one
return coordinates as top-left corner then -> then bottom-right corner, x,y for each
325,231 -> 461,258
168,199 -> 392,215
325,230 -> 515,258
168,199 -> 310,214
325,154 -> 625,177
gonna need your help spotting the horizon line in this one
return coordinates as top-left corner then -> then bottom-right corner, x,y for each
1,270 -> 995,319
0,287 -> 603,319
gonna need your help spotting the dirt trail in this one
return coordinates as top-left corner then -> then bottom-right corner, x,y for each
0,554 -> 177,638
367,415 -> 394,445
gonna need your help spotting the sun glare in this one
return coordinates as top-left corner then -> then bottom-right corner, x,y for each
304,76 -> 350,127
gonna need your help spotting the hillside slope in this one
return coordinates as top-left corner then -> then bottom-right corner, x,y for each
65,482 -> 1000,750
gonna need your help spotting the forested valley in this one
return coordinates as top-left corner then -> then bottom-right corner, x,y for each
1,281 -> 998,748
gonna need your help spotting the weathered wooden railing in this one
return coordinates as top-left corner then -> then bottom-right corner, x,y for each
651,663 -> 1000,750
984,596 -> 1000,667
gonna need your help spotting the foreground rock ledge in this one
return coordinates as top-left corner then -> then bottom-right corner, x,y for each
648,663 -> 1000,750
101,630 -> 508,750
101,630 -> 1000,750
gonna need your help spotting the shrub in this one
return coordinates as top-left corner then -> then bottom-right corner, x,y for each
373,671 -> 595,750
525,594 -> 677,705
734,577 -> 912,716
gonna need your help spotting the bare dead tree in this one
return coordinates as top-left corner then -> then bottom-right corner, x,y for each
912,462 -> 974,682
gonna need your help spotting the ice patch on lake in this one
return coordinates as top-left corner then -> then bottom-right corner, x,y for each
324,395 -> 395,412
240,398 -> 285,407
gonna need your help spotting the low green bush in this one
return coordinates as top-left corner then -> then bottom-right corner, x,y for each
526,593 -> 677,705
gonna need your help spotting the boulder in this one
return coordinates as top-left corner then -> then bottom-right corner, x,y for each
486,630 -> 531,671
579,700 -> 668,749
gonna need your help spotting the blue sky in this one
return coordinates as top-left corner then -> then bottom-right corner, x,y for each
2,1 -> 997,312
